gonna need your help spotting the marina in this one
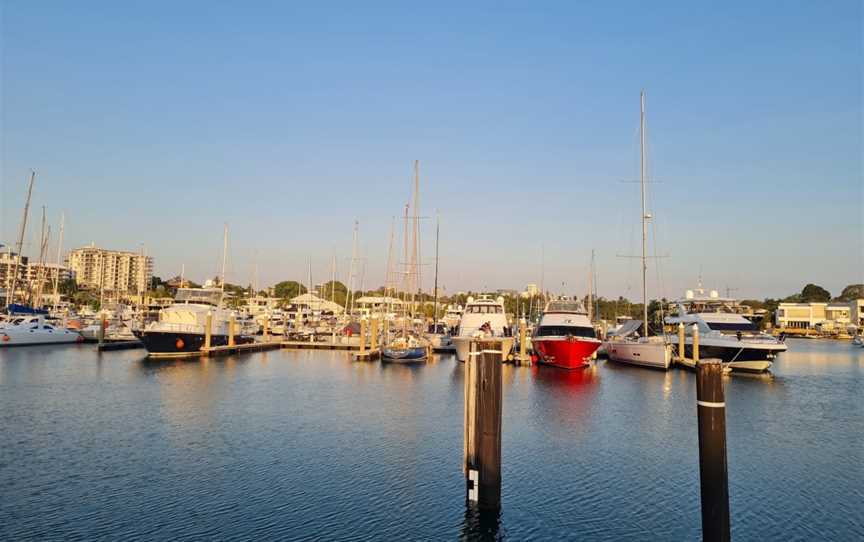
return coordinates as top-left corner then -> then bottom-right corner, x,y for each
1,2 -> 861,540
1,339 -> 861,540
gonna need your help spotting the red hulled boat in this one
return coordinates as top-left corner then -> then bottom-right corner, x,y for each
532,299 -> 600,369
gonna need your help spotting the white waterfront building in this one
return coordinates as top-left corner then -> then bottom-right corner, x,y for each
67,243 -> 153,298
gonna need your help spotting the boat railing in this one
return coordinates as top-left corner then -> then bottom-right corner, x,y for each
146,322 -> 209,334
459,325 -> 512,338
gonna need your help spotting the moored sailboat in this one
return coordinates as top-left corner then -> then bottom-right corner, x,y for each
602,91 -> 673,370
382,161 -> 431,363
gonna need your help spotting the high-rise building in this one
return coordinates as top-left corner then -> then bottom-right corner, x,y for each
0,250 -> 72,299
67,244 -> 153,297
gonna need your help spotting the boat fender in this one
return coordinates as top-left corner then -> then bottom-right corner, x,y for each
2,334 -> 9,342
176,338 -> 185,349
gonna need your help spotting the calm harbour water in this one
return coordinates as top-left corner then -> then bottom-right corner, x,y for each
1,339 -> 862,541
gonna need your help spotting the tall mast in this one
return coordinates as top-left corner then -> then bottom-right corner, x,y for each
7,171 -> 35,307
347,220 -> 358,316
402,203 -> 409,336
52,212 -> 65,311
330,252 -> 336,305
308,256 -> 313,309
220,223 -> 228,299
412,160 -> 421,302
640,90 -> 649,336
139,245 -> 146,306
180,263 -> 185,288
587,249 -> 594,322
32,206 -> 49,306
384,218 -> 395,296
433,213 -> 440,323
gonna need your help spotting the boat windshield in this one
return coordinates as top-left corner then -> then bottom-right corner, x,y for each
175,288 -> 222,306
465,305 -> 503,314
536,325 -> 595,339
706,321 -> 758,332
546,301 -> 582,312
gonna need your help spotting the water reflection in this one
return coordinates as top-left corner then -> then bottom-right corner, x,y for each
459,506 -> 503,541
2,340 -> 861,540
530,363 -> 600,389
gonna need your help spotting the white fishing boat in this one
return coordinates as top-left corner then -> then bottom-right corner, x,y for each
602,91 -> 673,370
452,295 -> 514,362
0,315 -> 83,346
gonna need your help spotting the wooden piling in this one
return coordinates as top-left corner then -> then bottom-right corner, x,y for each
359,318 -> 367,354
692,324 -> 700,362
678,322 -> 685,360
204,312 -> 212,350
696,359 -> 731,542
519,319 -> 529,366
228,315 -> 236,347
98,314 -> 107,346
370,317 -> 379,351
263,315 -> 270,341
463,338 -> 503,511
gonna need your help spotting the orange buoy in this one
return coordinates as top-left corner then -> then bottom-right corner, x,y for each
175,338 -> 185,349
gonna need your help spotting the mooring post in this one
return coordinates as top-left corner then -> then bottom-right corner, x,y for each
359,318 -> 367,354
204,311 -> 212,350
463,338 -> 503,511
678,322 -> 685,360
692,324 -> 700,362
263,315 -> 270,342
370,317 -> 379,351
519,318 -> 528,366
696,359 -> 731,542
228,314 -> 236,347
98,314 -> 107,346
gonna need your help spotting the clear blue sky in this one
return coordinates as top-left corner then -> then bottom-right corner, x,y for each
1,1 -> 861,300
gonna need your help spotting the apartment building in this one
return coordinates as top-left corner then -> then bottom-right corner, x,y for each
67,244 -> 153,296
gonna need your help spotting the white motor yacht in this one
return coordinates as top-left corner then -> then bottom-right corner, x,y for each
452,295 -> 513,362
0,315 -> 83,346
134,287 -> 253,358
665,288 -> 786,372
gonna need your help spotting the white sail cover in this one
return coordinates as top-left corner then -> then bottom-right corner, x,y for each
609,319 -> 643,338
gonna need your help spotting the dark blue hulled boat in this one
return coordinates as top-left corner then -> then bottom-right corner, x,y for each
381,335 -> 430,363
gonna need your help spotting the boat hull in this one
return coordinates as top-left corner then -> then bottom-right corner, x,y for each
0,329 -> 83,347
135,330 -> 253,358
676,342 -> 778,372
533,337 -> 601,369
381,346 -> 428,363
604,340 -> 672,370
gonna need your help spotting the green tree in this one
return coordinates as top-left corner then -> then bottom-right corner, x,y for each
318,280 -> 348,306
58,278 -> 78,295
800,283 -> 831,302
274,281 -> 307,299
836,284 -> 864,301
